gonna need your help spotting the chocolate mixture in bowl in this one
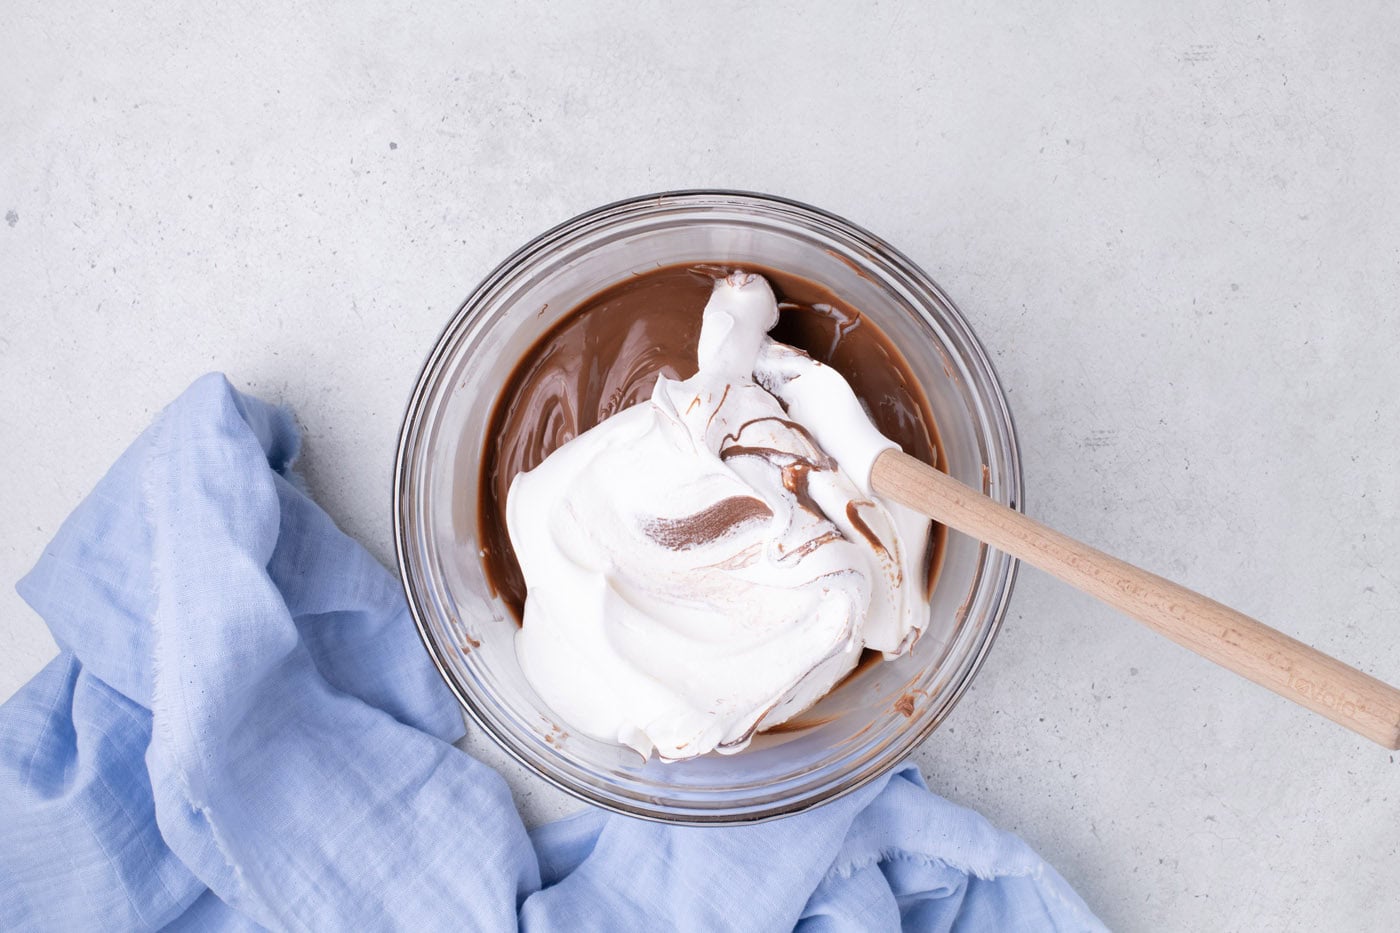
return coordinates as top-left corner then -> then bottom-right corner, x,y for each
479,263 -> 947,620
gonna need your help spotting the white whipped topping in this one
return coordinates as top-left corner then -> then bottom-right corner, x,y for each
506,272 -> 930,760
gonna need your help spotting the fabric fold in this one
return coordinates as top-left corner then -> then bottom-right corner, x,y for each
1,373 -> 1102,932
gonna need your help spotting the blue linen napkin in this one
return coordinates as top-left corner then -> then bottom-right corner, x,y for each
0,374 -> 1104,931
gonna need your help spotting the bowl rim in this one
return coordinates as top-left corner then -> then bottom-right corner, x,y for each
393,188 -> 1023,824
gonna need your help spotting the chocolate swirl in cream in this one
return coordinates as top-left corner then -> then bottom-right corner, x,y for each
501,272 -> 937,759
480,264 -> 946,621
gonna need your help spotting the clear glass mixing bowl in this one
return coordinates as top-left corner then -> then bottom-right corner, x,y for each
393,191 -> 1022,823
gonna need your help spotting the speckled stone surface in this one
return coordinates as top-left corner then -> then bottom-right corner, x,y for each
3,3 -> 1398,929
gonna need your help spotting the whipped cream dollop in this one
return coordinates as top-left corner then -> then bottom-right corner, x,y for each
506,272 -> 931,760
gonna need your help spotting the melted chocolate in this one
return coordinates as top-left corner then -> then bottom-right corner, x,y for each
643,496 -> 774,551
479,263 -> 947,621
845,501 -> 891,562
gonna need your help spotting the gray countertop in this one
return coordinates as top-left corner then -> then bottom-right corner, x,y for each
3,2 -> 1398,929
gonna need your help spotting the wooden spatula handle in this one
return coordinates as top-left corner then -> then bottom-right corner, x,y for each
871,449 -> 1400,749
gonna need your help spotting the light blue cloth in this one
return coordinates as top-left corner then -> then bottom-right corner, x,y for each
0,374 -> 1104,932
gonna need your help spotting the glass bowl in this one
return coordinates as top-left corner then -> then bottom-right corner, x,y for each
393,191 -> 1022,823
